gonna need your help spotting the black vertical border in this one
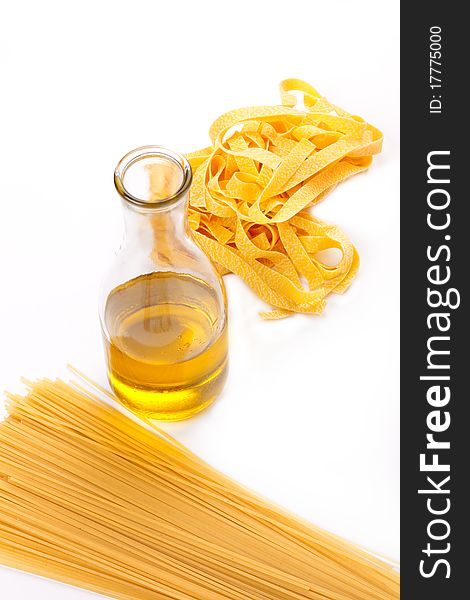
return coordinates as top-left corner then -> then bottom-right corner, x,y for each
401,4 -> 466,598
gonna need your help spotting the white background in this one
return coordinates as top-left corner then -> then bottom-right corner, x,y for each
0,1 -> 400,597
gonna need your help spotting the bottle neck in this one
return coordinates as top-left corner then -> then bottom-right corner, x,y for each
113,145 -> 193,268
121,195 -> 191,270
123,193 -> 189,232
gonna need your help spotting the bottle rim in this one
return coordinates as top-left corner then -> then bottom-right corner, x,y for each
114,145 -> 193,209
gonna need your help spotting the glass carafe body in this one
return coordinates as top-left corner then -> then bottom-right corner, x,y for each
99,146 -> 228,421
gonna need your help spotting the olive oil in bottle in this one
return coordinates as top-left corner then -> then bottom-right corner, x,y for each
100,146 -> 228,420
103,272 -> 228,420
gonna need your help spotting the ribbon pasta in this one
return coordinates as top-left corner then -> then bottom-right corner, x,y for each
187,79 -> 382,318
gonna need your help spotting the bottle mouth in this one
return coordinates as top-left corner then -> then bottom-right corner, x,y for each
114,146 -> 192,210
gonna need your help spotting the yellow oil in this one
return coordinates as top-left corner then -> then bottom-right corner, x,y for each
103,272 -> 228,420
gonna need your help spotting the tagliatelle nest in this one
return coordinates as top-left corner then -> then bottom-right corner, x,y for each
187,79 -> 383,318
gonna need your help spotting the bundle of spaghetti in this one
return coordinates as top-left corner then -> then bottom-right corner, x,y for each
0,378 -> 399,599
186,79 -> 382,318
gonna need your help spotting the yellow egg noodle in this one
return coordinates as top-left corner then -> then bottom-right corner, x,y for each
0,377 -> 399,599
187,79 -> 382,318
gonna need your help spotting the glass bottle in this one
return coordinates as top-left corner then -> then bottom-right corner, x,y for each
99,146 -> 228,421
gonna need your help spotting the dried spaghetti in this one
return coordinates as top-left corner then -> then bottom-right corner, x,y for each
187,79 -> 382,318
0,377 -> 399,599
